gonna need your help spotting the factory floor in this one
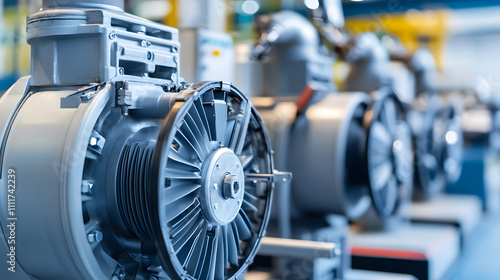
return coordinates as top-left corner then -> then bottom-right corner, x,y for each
454,212 -> 500,279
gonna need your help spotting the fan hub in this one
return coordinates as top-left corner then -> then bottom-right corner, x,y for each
201,148 -> 245,226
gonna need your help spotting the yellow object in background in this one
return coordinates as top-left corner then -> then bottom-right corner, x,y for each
345,10 -> 449,70
164,0 -> 179,27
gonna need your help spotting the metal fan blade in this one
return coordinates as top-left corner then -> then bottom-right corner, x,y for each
194,98 -> 212,141
382,175 -> 398,214
173,215 -> 204,254
205,99 -> 228,145
215,227 -> 227,280
370,121 -> 392,148
185,224 -> 208,273
179,224 -> 205,267
226,222 -> 239,266
235,210 -> 252,240
163,183 -> 201,206
188,106 -> 212,152
174,131 -> 203,161
167,149 -> 201,170
228,102 -> 252,154
163,192 -> 197,222
242,199 -> 259,212
180,120 -> 209,159
202,230 -> 219,280
231,221 -> 242,255
371,161 -> 393,191
171,204 -> 201,238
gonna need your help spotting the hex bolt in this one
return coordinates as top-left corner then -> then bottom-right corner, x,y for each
81,181 -> 94,195
223,175 -> 240,199
89,137 -> 99,147
88,230 -> 103,243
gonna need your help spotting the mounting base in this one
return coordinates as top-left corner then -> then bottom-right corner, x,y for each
349,224 -> 459,280
409,194 -> 482,248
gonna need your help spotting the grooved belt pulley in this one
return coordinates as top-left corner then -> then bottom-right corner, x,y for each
0,80 -> 274,280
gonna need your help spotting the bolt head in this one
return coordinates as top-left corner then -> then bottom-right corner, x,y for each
88,230 -> 103,243
81,181 -> 94,196
90,137 -> 99,147
223,175 -> 240,200
109,32 -> 116,40
119,68 -> 125,75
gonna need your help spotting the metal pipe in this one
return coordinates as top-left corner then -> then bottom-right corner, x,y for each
42,0 -> 124,10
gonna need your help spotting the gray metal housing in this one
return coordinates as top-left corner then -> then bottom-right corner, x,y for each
252,11 -> 334,97
28,5 -> 180,87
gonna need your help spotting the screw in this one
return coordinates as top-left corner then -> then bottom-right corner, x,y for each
172,47 -> 178,53
141,40 -> 148,47
88,230 -> 103,243
216,163 -> 220,169
213,203 -> 218,210
213,183 -> 218,190
81,181 -> 94,195
109,32 -> 116,40
119,68 -> 125,75
147,51 -> 153,61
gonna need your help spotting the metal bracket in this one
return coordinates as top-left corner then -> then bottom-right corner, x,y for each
246,170 -> 292,184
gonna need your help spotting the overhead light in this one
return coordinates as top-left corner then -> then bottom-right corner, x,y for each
304,0 -> 320,10
241,0 -> 260,15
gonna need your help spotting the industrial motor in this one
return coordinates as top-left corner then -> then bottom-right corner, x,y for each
252,11 -> 414,229
255,91 -> 413,228
0,1 -> 276,280
343,36 -> 464,201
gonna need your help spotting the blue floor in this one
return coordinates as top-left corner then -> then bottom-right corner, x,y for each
454,213 -> 500,279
